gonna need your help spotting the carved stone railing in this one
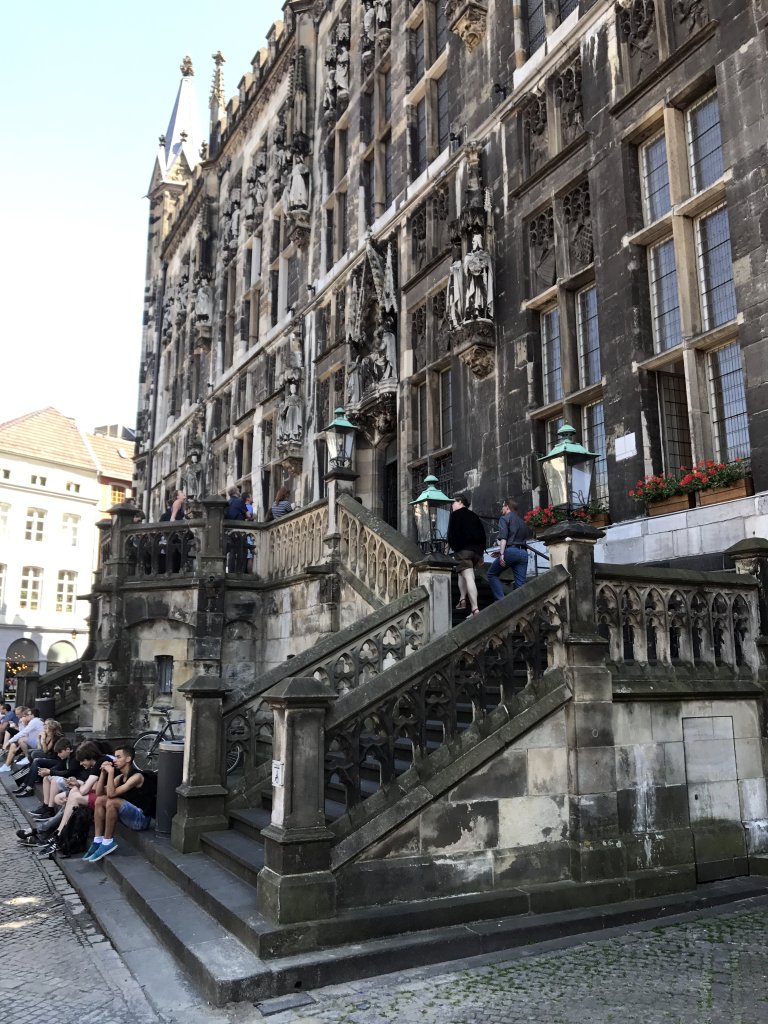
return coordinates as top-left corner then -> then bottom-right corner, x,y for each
595,565 -> 763,682
336,493 -> 422,602
124,521 -> 202,579
261,501 -> 329,580
37,660 -> 85,716
223,587 -> 432,795
323,567 -> 570,816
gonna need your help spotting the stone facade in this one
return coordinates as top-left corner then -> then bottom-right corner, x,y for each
134,1 -> 768,562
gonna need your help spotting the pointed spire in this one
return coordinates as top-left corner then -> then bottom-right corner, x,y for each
210,51 -> 226,112
153,58 -> 203,187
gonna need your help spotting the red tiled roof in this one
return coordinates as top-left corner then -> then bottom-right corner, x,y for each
86,432 -> 134,483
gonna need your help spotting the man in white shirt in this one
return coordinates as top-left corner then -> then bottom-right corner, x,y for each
0,710 -> 44,772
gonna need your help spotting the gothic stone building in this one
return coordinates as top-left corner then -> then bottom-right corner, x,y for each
71,1 -> 768,995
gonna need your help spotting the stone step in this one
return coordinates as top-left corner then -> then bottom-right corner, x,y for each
200,828 -> 265,887
230,805 -> 272,841
98,843 -> 271,1004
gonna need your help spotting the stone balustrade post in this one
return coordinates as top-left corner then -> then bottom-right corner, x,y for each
324,473 -> 357,557
538,520 -> 622,883
171,674 -> 231,853
726,537 -> 768,640
104,502 -> 143,581
415,553 -> 454,639
199,497 -> 228,576
257,675 -> 336,925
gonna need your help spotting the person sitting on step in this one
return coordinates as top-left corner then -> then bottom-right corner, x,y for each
0,709 -> 43,772
82,745 -> 154,862
27,743 -> 103,852
15,734 -> 73,798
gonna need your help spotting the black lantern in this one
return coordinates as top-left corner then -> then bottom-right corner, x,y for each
538,423 -> 596,516
410,474 -> 452,553
325,407 -> 357,472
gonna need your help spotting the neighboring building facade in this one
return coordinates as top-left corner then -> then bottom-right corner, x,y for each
0,408 -> 134,694
134,0 -> 768,565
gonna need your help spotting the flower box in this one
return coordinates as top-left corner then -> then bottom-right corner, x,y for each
589,512 -> 611,528
647,494 -> 694,517
698,477 -> 754,506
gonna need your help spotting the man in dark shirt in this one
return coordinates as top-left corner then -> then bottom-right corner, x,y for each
487,497 -> 532,600
224,485 -> 248,520
447,495 -> 487,615
83,745 -> 154,862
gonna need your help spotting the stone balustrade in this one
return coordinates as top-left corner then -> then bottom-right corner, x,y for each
595,565 -> 762,678
124,521 -> 203,579
336,493 -> 422,602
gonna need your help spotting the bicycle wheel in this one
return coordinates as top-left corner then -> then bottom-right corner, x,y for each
133,732 -> 161,773
225,741 -> 244,776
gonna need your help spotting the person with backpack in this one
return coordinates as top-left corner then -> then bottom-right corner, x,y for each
21,742 -> 102,853
82,744 -> 156,862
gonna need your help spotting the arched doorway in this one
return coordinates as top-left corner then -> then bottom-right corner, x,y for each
46,640 -> 77,670
4,638 -> 39,699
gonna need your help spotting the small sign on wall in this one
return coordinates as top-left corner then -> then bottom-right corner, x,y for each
614,433 -> 637,462
271,759 -> 285,787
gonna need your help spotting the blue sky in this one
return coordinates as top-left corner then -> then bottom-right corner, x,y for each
2,2 -> 281,431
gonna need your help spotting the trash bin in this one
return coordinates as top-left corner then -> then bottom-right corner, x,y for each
35,697 -> 56,721
155,740 -> 185,836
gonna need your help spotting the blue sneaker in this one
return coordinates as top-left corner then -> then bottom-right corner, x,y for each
82,841 -> 101,861
90,839 -> 117,861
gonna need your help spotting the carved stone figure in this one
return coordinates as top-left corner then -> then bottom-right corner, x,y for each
446,237 -> 464,330
184,451 -> 204,500
445,0 -> 489,53
254,159 -> 268,207
336,40 -> 350,93
463,232 -> 494,321
363,0 -> 376,44
278,382 -> 304,443
289,155 -> 310,210
323,59 -> 337,123
376,0 -> 390,29
194,277 -> 213,322
377,320 -> 397,379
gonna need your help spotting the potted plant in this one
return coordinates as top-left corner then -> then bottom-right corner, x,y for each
685,458 -> 753,506
524,504 -> 562,534
573,500 -> 610,528
629,472 -> 692,517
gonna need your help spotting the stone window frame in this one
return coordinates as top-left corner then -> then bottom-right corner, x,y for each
575,283 -> 601,390
582,400 -> 608,504
706,342 -> 750,464
55,570 -> 77,614
19,566 -> 43,612
514,0 -> 581,65
405,0 -> 450,183
407,349 -> 454,496
243,233 -> 263,348
24,508 -> 46,543
627,84 -> 742,471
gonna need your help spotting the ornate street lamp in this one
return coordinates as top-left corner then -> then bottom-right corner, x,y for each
538,423 -> 596,516
325,407 -> 358,474
410,474 -> 452,553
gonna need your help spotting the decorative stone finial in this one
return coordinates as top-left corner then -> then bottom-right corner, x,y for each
210,51 -> 226,107
180,55 -> 194,76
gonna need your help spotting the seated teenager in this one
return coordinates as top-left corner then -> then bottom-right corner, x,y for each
83,745 -> 153,862
0,710 -> 43,771
2,707 -> 27,749
13,720 -> 64,795
17,735 -> 74,799
25,743 -> 102,851
0,704 -> 18,744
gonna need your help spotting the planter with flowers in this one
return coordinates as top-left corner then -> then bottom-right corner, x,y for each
629,473 -> 693,517
572,501 -> 611,528
680,459 -> 753,506
525,501 -> 610,534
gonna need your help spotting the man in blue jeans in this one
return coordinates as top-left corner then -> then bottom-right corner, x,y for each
487,497 -> 532,601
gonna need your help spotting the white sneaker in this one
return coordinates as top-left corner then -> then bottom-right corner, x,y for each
0,765 -> 10,774
15,758 -> 29,767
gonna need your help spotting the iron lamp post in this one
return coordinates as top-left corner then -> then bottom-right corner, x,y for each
325,407 -> 357,475
538,423 -> 597,517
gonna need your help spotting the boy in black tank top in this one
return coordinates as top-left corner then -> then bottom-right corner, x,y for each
83,744 -> 153,862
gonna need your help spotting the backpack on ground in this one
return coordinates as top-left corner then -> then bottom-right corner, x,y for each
57,806 -> 91,857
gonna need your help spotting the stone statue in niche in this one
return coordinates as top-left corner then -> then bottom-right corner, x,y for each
272,116 -> 289,195
362,0 -> 376,63
254,157 -> 268,208
323,53 -> 338,125
278,379 -> 304,444
194,275 -> 212,323
446,235 -> 464,330
183,448 -> 204,501
463,232 -> 494,321
288,154 -> 310,210
673,0 -> 708,37
162,293 -> 174,339
411,205 -> 427,271
336,35 -> 350,95
376,0 -> 390,30
175,273 -> 189,324
376,315 -> 397,379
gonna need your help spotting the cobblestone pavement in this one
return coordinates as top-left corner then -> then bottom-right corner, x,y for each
0,788 -> 158,1024
4,781 -> 768,1024
261,902 -> 768,1024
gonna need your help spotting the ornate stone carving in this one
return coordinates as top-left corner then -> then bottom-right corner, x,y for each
345,241 -> 399,412
617,0 -> 658,83
411,305 -> 427,372
375,0 -> 392,52
445,0 -> 488,53
673,0 -> 708,36
277,366 -> 304,459
553,58 -> 583,147
529,207 -> 557,294
193,272 -> 212,324
523,91 -> 548,176
243,152 -> 267,228
410,204 -> 427,272
563,180 -> 594,271
361,0 -> 376,75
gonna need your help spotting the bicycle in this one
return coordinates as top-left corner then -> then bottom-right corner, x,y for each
133,706 -> 244,775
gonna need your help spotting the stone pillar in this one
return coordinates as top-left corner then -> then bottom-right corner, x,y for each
257,676 -> 336,925
416,553 -> 454,639
198,497 -> 228,577
324,472 -> 357,553
171,674 -> 231,853
539,520 -> 624,883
